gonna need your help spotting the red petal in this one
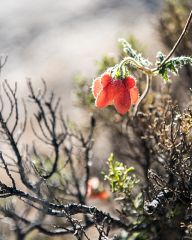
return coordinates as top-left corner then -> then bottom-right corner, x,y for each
89,191 -> 110,200
114,85 -> 131,114
125,76 -> 136,89
101,73 -> 112,87
130,87 -> 139,105
92,77 -> 102,97
95,83 -> 115,108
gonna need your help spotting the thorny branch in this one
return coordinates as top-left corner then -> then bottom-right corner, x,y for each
0,80 -> 129,239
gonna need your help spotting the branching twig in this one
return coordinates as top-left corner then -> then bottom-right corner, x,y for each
0,152 -> 16,188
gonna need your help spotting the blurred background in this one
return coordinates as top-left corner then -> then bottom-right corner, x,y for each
1,0 -> 192,178
0,0 -> 163,116
0,1 -> 192,239
2,0 -> 192,173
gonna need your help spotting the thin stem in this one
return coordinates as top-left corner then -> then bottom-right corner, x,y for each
153,10 -> 192,72
120,10 -> 192,75
118,57 -> 152,75
133,74 -> 151,116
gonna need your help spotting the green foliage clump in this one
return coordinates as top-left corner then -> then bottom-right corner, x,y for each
156,52 -> 192,81
104,153 -> 139,195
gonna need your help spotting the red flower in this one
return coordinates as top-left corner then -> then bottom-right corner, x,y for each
92,73 -> 139,115
87,177 -> 110,200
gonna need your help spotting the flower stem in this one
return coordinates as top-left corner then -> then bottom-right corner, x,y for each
152,10 -> 192,73
120,10 -> 192,76
119,57 -> 153,75
133,74 -> 151,117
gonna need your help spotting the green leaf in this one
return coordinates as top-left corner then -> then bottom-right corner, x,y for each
156,54 -> 192,82
119,38 -> 152,67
